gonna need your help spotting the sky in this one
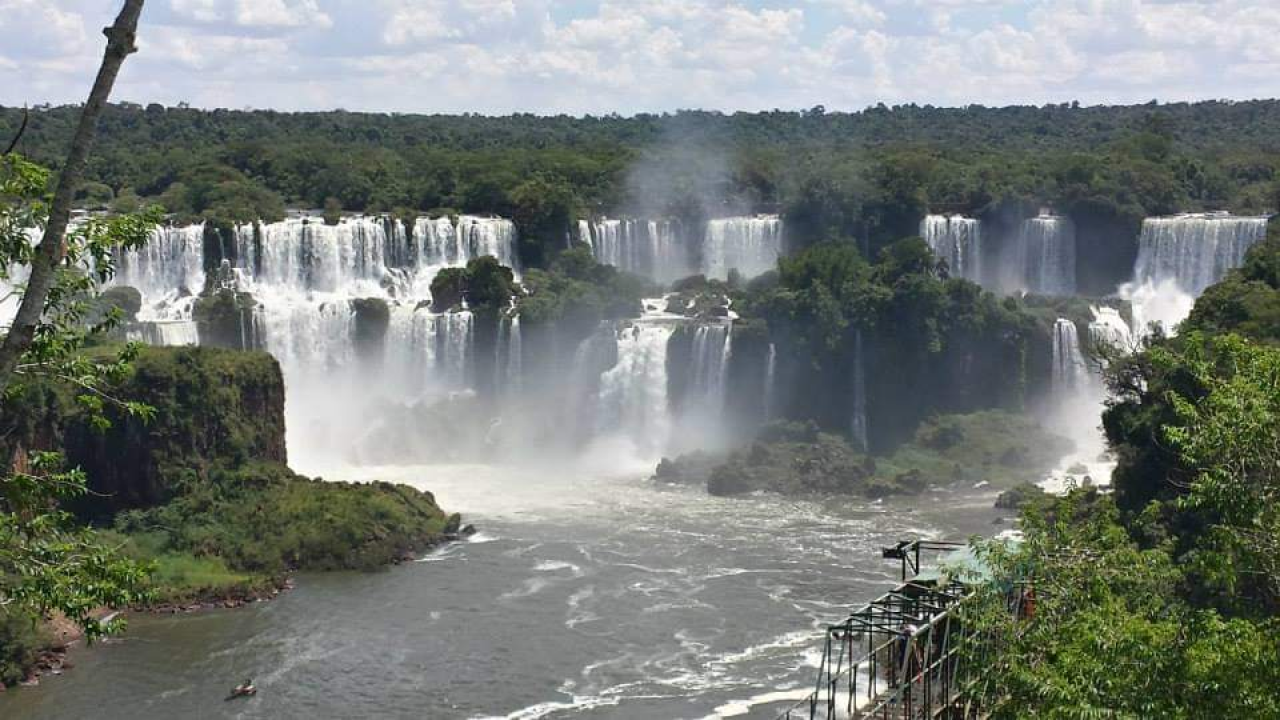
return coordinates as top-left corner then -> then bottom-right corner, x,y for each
2,0 -> 1279,115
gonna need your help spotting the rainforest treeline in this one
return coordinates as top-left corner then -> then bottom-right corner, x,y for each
3,100 -> 1279,282
962,228 -> 1280,717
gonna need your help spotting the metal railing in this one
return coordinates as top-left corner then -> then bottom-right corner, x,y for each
776,541 -> 978,720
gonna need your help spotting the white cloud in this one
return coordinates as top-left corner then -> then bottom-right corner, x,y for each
2,1 -> 1279,114
170,0 -> 221,23
810,0 -> 886,27
0,0 -> 87,58
168,0 -> 331,29
235,0 -> 331,29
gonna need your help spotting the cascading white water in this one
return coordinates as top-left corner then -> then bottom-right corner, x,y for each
1042,313 -> 1122,493
762,342 -> 777,421
106,214 -> 519,470
690,323 -> 732,413
1087,306 -> 1132,354
702,215 -> 783,281
236,217 -> 394,297
581,218 -> 689,283
115,224 -> 207,321
126,320 -> 199,346
850,328 -> 868,452
1121,213 -> 1268,337
0,254 -> 31,328
1134,213 -> 1268,295
921,215 -> 982,283
1015,214 -> 1075,296
494,314 -> 523,398
595,320 -> 675,460
1041,317 -> 1110,492
384,308 -> 474,395
1051,318 -> 1087,395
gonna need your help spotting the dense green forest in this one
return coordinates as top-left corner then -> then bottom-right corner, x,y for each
965,229 -> 1280,717
4,101 -> 1279,290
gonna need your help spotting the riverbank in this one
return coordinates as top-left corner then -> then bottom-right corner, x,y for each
0,463 -> 1005,719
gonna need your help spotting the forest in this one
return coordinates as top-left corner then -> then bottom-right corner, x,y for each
3,100 -> 1279,289
962,230 -> 1280,717
4,96 -> 1280,713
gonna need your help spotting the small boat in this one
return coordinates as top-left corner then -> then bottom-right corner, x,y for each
226,680 -> 257,700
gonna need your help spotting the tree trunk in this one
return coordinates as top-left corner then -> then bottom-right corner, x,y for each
0,0 -> 145,396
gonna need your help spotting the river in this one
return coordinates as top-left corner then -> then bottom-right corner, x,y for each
1,463 -> 1003,719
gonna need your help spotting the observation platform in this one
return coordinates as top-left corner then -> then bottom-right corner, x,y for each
776,539 -> 1014,720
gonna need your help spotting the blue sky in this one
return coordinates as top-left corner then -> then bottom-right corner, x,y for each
2,0 -> 1278,115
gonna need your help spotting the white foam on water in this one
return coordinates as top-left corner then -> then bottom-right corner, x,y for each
708,689 -> 814,719
534,560 -> 585,577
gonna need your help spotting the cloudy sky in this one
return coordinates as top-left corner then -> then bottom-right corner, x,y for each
2,0 -> 1278,115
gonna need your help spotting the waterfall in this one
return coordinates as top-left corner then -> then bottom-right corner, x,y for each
921,215 -> 982,283
384,308 -> 474,395
1120,213 -> 1268,338
114,224 -> 206,320
495,314 -> 523,397
581,217 -> 689,283
762,342 -> 777,421
1051,318 -> 1087,395
1016,214 -> 1075,296
103,214 -> 521,468
1134,213 -> 1268,295
456,216 -> 521,273
850,328 -> 868,452
595,321 -> 674,458
702,215 -> 783,281
1087,306 -> 1132,353
235,217 -> 394,297
690,323 -> 732,414
127,320 -> 199,346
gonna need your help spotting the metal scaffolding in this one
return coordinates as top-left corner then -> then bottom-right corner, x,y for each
776,540 -> 981,720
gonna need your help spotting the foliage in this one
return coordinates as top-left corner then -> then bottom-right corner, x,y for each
964,490 -> 1280,719
657,411 -> 1065,497
877,410 -> 1071,489
516,246 -> 654,338
429,256 -> 516,313
5,345 -> 451,607
111,463 -> 450,579
1161,333 -> 1280,612
0,608 -> 45,685
7,101 -> 1277,282
1105,332 -> 1280,615
1184,227 -> 1280,343
745,240 -> 1037,448
0,154 -> 162,654
980,256 -> 1280,716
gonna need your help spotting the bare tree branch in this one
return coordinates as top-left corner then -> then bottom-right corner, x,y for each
3,107 -> 29,156
0,0 -> 145,396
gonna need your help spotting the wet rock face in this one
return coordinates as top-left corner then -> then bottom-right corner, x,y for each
93,285 -> 143,324
351,297 -> 390,361
193,288 -> 259,350
687,429 -> 875,497
994,482 -> 1048,510
4,346 -> 288,515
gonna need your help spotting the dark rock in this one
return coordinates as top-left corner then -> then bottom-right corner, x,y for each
1,347 -> 288,515
653,451 -> 722,485
90,285 -> 143,325
460,524 -> 477,538
443,513 -> 462,535
994,482 -> 1049,510
704,432 -> 873,497
351,297 -> 391,362
193,289 -> 259,350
